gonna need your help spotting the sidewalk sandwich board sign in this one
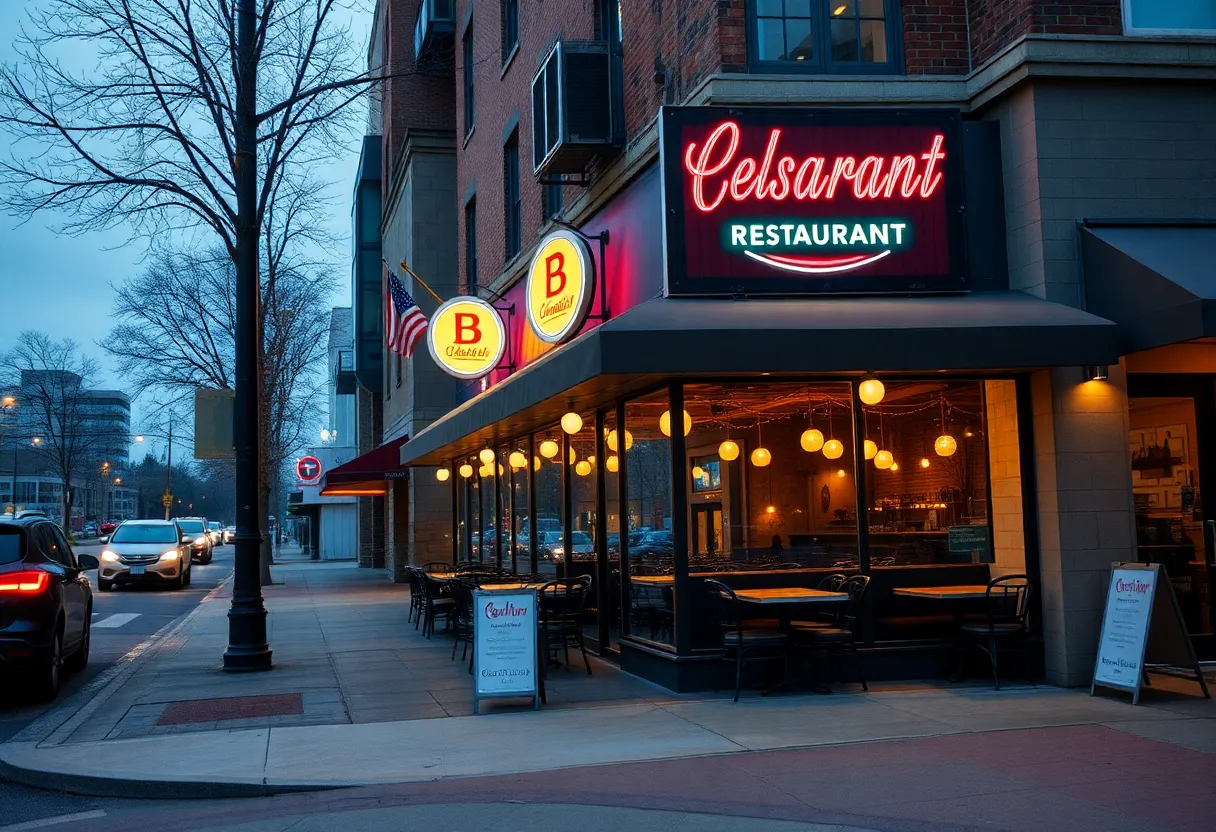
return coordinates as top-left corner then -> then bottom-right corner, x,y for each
1091,562 -> 1210,705
472,588 -> 541,713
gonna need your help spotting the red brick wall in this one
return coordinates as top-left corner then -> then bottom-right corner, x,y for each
969,1 -> 1123,67
903,1 -> 970,74
380,0 -> 456,186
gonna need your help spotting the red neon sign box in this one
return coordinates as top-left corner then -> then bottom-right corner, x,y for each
659,107 -> 967,295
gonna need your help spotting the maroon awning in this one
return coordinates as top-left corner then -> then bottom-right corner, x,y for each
319,435 -> 409,496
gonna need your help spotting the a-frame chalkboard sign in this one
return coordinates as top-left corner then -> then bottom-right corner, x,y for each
1091,562 -> 1210,705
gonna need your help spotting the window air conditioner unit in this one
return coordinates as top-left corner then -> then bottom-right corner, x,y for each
414,0 -> 455,62
531,41 -> 620,177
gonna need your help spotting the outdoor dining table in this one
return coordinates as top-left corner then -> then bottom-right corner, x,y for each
891,585 -> 990,600
732,587 -> 849,695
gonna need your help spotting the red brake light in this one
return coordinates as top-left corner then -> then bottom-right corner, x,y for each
0,571 -> 50,593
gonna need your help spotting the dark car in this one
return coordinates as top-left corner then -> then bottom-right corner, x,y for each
0,515 -> 98,700
633,530 -> 675,558
172,517 -> 213,564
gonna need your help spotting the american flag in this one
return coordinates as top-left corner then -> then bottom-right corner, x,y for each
385,267 -> 428,358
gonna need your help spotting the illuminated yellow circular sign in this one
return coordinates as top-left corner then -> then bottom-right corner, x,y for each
426,297 -> 506,379
526,229 -> 595,344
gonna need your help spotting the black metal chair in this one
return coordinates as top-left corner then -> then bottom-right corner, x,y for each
538,577 -> 593,675
790,575 -> 869,692
702,579 -> 789,702
787,573 -> 849,631
421,573 -> 454,639
421,560 -> 451,573
406,567 -> 425,629
449,578 -> 476,669
959,575 -> 1033,690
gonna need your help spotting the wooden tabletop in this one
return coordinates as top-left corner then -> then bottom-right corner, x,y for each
734,587 -> 848,605
892,585 -> 990,600
426,572 -> 456,581
631,575 -> 674,585
477,582 -> 541,591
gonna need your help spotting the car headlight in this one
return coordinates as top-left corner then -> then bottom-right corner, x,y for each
159,550 -> 180,562
101,550 -> 120,562
195,536 -> 208,544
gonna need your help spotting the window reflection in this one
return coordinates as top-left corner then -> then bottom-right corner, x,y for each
531,426 -> 563,578
624,390 -> 674,645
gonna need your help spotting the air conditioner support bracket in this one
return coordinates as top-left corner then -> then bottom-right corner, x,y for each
537,172 -> 590,188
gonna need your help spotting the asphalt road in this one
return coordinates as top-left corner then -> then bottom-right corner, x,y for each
0,541 -> 234,830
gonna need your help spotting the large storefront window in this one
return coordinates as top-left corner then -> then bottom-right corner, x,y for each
683,382 -> 857,567
568,413 -> 600,638
532,425 -> 563,578
506,441 -> 530,573
624,390 -> 674,646
862,380 -> 996,568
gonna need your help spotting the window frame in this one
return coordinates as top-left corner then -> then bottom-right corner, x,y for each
503,130 -> 521,260
462,23 -> 475,137
745,0 -> 904,75
464,195 -> 478,294
542,181 -> 563,223
1121,0 -> 1216,35
501,0 -> 519,63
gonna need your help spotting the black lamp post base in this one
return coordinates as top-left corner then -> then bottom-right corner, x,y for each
222,644 -> 273,672
222,609 -> 273,672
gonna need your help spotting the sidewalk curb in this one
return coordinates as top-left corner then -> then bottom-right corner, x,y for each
6,572 -> 233,748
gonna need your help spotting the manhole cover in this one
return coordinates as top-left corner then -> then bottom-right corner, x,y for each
157,692 -> 304,725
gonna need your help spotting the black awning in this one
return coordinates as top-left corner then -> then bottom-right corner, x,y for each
1082,224 -> 1216,353
400,291 -> 1116,467
319,435 -> 409,496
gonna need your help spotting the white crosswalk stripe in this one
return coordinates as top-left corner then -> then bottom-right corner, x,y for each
92,613 -> 141,628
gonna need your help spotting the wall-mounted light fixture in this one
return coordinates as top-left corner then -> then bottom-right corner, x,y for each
1085,365 -> 1108,382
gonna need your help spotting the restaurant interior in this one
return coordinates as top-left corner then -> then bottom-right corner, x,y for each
441,376 -> 1037,692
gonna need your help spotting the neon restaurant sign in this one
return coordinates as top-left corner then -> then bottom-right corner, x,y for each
660,107 -> 967,295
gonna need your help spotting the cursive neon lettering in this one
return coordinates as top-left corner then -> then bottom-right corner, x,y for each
682,121 -> 947,212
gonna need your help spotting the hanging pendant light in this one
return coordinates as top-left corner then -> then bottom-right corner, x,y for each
436,467 -> 451,482
560,412 -> 583,435
859,376 -> 885,406
479,448 -> 495,465
607,429 -> 633,452
750,420 -> 771,467
659,409 -> 692,437
921,457 -> 931,468
459,463 -> 474,479
575,460 -> 591,476
801,394 -> 824,452
568,447 -> 577,465
890,461 -> 900,472
822,400 -> 844,459
606,455 -> 619,472
864,439 -> 877,460
719,439 -> 740,461
508,451 -> 527,470
934,395 -> 957,457
836,469 -> 847,478
539,439 -> 559,459
692,465 -> 705,480
874,450 -> 894,470
533,456 -> 542,472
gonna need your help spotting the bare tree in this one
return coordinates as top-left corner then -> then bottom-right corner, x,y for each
1,331 -> 120,530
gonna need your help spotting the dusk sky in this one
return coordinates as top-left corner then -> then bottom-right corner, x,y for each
0,2 -> 372,449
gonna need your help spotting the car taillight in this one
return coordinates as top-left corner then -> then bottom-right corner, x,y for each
0,571 -> 50,593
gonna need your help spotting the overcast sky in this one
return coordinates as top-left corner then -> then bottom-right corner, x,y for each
0,2 -> 370,451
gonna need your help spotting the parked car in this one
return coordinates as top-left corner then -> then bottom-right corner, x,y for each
82,522 -> 99,538
0,514 -> 98,700
99,522 -> 117,537
97,520 -> 193,592
633,530 -> 675,558
222,525 -> 236,544
537,530 -> 594,562
171,517 -> 213,564
207,521 -> 224,546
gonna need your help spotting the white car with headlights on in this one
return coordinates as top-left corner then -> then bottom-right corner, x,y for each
97,520 -> 193,591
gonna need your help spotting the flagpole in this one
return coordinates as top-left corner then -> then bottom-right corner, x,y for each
383,258 -> 445,306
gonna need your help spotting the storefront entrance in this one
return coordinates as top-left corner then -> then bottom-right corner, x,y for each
1127,374 -> 1216,659
691,503 -> 722,557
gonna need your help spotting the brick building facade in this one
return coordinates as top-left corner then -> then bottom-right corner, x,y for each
366,0 -> 1216,689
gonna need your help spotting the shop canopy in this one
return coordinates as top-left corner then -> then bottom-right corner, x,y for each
319,435 -> 409,496
399,291 -> 1117,468
1081,223 -> 1216,353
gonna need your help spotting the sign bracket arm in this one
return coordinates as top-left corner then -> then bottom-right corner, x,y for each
551,220 -> 611,322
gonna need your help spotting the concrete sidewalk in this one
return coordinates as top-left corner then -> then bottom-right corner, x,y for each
3,560 -> 1213,798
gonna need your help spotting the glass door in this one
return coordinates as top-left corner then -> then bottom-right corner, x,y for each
691,502 -> 723,557
1128,376 -> 1216,658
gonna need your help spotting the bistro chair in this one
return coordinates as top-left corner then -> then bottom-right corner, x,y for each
537,577 -> 593,675
786,573 -> 849,630
421,560 -> 451,573
630,580 -> 673,641
790,575 -> 870,692
421,573 -> 455,639
959,575 -> 1034,690
406,567 -> 426,628
449,578 -> 476,670
702,578 -> 789,703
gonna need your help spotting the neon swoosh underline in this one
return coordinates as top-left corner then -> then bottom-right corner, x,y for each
742,249 -> 893,274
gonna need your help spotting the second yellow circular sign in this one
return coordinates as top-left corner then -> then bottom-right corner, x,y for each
525,229 -> 595,344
